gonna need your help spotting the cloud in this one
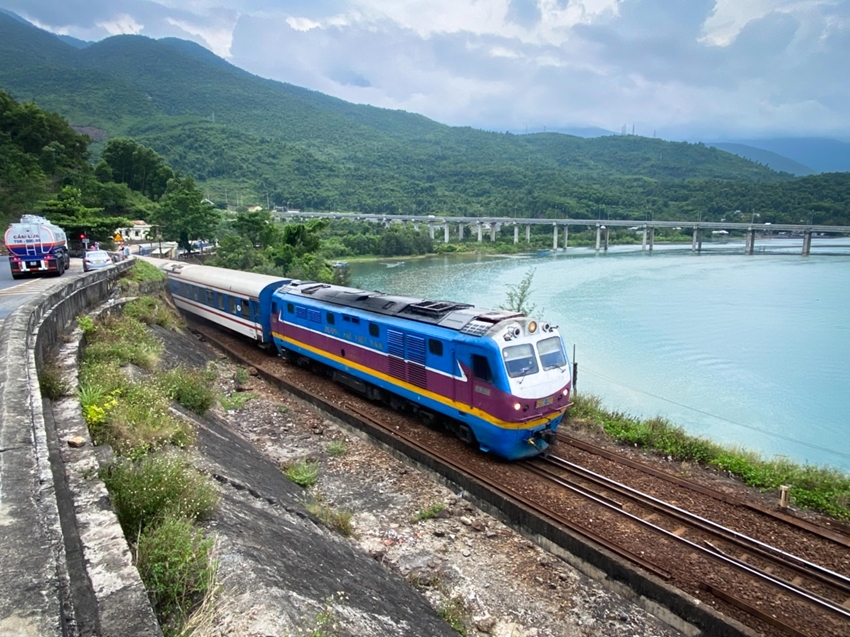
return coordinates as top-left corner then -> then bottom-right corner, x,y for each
0,0 -> 847,139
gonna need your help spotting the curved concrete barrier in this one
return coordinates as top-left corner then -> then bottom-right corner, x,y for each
0,263 -> 162,637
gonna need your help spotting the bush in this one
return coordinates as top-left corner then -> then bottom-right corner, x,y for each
102,452 -> 219,537
123,296 -> 180,329
136,515 -> 216,633
39,362 -> 70,399
306,499 -> 354,537
285,460 -> 319,487
159,366 -> 216,414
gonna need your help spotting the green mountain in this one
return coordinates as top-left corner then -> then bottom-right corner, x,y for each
709,143 -> 813,176
2,10 -> 849,225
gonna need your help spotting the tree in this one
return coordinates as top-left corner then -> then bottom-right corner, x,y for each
154,176 -> 220,252
501,268 -> 537,316
42,186 -> 130,242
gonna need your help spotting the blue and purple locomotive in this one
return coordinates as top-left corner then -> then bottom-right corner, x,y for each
151,259 -> 572,460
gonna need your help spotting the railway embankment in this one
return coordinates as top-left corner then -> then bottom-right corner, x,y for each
0,266 -> 462,636
0,261 -> 158,636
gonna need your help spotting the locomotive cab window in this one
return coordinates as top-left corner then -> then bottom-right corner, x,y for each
428,339 -> 443,356
503,343 -> 539,378
538,337 -> 566,370
471,354 -> 493,383
327,312 -> 335,325
369,323 -> 379,337
287,302 -> 294,314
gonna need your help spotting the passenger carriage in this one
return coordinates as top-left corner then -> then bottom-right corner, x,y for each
154,260 -> 289,344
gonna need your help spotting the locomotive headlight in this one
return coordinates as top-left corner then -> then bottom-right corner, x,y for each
513,402 -> 522,411
562,388 -> 569,396
528,321 -> 537,334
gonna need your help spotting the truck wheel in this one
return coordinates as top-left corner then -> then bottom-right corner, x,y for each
55,259 -> 65,276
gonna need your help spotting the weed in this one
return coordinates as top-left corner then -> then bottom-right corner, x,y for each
412,502 -> 446,522
306,498 -> 354,537
234,368 -> 249,385
278,405 -> 289,414
569,394 -> 850,521
285,460 -> 319,488
159,367 -> 216,414
101,452 -> 219,537
219,392 -> 255,412
39,362 -> 70,399
437,596 -> 469,635
77,315 -> 95,335
123,259 -> 166,283
123,296 -> 180,329
325,439 -> 347,457
136,515 -> 217,634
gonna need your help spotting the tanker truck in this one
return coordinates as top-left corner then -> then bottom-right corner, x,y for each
4,215 -> 71,279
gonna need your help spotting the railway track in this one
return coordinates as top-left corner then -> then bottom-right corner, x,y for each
188,319 -> 850,637
528,455 -> 850,637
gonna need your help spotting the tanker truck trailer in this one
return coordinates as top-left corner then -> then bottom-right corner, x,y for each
4,214 -> 71,279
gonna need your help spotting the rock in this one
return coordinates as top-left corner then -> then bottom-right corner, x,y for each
460,516 -> 473,526
475,616 -> 496,633
67,436 -> 87,448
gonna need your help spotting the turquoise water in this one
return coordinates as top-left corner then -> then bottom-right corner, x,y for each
350,241 -> 850,471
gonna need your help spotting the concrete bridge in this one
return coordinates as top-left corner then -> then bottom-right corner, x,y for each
276,211 -> 850,256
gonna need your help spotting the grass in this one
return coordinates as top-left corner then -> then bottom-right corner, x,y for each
412,502 -> 446,522
306,498 -> 355,537
101,452 -> 220,537
158,366 -> 217,414
135,515 -> 218,635
569,394 -> 850,520
219,391 -> 255,412
39,359 -> 70,399
78,294 -> 221,635
437,596 -> 469,636
117,258 -> 166,293
285,459 -> 320,487
325,439 -> 347,457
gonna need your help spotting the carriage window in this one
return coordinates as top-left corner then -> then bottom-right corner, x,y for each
537,337 -> 566,370
428,339 -> 443,356
218,295 -> 225,311
503,344 -> 539,378
471,354 -> 493,382
230,298 -> 236,314
206,290 -> 214,305
369,323 -> 379,337
327,313 -> 335,325
241,301 -> 250,319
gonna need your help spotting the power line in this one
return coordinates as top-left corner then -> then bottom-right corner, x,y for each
580,366 -> 850,462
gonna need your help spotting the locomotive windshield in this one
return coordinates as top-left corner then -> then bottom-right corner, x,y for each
503,343 -> 539,378
538,336 -> 567,370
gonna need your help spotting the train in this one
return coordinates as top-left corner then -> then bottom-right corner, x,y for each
4,215 -> 71,278
145,258 -> 573,460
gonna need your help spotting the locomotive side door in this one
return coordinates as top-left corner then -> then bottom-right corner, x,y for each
455,344 -> 495,412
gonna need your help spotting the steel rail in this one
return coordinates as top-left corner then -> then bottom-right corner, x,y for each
542,454 -> 850,595
556,433 -> 850,547
529,459 -> 850,621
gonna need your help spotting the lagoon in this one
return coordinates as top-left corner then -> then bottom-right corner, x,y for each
349,240 -> 850,472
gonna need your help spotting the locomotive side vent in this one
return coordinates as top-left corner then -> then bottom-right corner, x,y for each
388,330 -> 406,380
406,335 -> 427,389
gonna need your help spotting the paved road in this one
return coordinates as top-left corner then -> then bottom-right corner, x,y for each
0,257 -> 85,319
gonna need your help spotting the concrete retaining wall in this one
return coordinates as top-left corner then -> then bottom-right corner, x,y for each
0,264 -> 162,637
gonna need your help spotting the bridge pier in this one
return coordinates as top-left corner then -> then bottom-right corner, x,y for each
526,225 -> 531,243
692,227 -> 704,252
745,229 -> 756,255
444,222 -> 450,243
563,225 -> 569,250
514,225 -> 519,244
429,224 -> 435,240
595,225 -> 609,251
490,224 -> 496,242
642,226 -> 647,251
802,230 -> 812,256
552,224 -> 558,250
649,227 -> 655,253
458,223 -> 464,240
477,223 -> 483,242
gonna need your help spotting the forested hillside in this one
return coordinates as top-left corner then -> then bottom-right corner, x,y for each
1,10 -> 849,225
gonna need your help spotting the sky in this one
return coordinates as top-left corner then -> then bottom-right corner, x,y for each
2,0 -> 849,141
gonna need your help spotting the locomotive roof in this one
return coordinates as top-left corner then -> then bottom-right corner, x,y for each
281,281 -> 523,334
